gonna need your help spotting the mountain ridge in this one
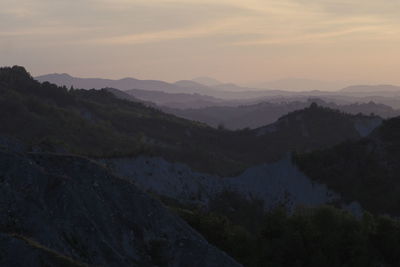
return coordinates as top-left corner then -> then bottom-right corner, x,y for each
2,66 -> 383,175
340,84 -> 400,93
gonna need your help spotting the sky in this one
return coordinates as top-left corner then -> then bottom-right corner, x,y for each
1,0 -> 400,85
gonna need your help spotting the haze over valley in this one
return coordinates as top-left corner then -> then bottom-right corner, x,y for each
37,73 -> 400,129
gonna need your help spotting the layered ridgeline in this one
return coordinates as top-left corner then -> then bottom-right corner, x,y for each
0,66 -> 244,175
0,66 -> 384,217
0,66 -> 382,175
295,116 -> 400,216
165,99 -> 398,130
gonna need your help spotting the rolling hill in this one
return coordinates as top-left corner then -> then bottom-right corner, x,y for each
35,73 -> 326,100
249,78 -> 349,91
295,116 -> 400,216
36,73 -> 216,95
125,88 -> 224,109
165,99 -> 392,130
2,66 -> 382,174
192,76 -> 222,87
341,84 -> 400,93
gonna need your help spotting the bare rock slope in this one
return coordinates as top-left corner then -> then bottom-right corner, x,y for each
103,156 -> 362,215
0,149 -> 241,267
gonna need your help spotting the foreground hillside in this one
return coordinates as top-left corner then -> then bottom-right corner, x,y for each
0,146 -> 240,267
2,145 -> 396,267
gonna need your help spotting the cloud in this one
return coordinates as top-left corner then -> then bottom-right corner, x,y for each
0,1 -> 254,44
231,25 -> 388,46
2,0 -> 400,83
3,0 -> 400,47
86,0 -> 400,47
84,17 -> 253,45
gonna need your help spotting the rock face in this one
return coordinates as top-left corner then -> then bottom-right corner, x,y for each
353,117 -> 382,137
0,233 -> 88,267
103,156 -> 354,213
0,150 -> 241,267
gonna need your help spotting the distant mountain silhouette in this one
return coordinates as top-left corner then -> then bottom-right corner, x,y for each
125,88 -> 224,109
166,99 -> 398,130
192,76 -> 222,86
249,78 -> 350,91
214,83 -> 259,92
37,73 -> 273,98
35,73 -> 317,99
174,80 -> 215,92
166,101 -> 308,129
103,87 -> 157,107
36,74 -> 400,105
340,84 -> 400,93
4,66 -> 381,176
36,73 -> 217,95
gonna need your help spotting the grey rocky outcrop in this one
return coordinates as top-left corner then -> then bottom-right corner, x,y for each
103,156 -> 356,212
0,149 -> 241,267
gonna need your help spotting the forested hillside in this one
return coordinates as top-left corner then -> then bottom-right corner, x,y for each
0,66 -> 246,174
0,66 -> 383,175
295,117 -> 400,215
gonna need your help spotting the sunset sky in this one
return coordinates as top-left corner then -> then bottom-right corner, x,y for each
1,0 -> 400,85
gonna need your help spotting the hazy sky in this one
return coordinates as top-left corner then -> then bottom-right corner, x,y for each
1,0 -> 400,84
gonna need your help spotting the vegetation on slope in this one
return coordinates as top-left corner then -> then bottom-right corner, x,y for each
166,98 -> 396,130
176,204 -> 400,267
294,117 -> 400,215
0,66 -> 246,174
0,66 -> 380,175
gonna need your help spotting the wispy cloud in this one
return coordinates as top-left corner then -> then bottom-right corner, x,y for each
86,17 -> 248,45
3,0 -> 400,46
231,26 -> 387,46
2,0 -> 400,83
